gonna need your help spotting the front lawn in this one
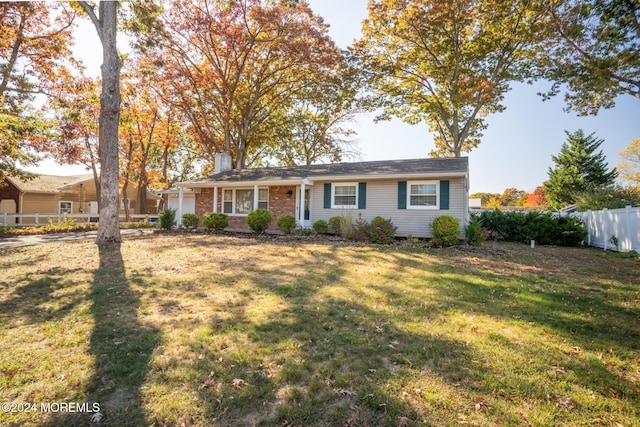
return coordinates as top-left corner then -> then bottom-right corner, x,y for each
0,235 -> 638,426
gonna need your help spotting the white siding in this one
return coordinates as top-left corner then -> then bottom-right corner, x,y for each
168,193 -> 196,214
309,178 -> 468,238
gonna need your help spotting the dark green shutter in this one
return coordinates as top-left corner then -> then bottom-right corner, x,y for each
358,182 -> 366,209
398,181 -> 407,209
323,183 -> 331,209
440,180 -> 450,210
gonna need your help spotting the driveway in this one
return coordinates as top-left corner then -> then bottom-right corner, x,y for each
0,229 -> 154,249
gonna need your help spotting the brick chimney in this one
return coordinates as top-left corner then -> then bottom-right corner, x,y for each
214,153 -> 232,174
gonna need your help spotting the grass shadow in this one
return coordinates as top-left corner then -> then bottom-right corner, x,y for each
43,243 -> 160,426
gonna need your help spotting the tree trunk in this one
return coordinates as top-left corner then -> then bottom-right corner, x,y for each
96,1 -> 121,243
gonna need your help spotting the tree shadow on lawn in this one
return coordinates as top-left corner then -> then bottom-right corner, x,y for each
0,269 -> 87,326
153,248 -> 488,427
376,251 -> 640,410
43,243 -> 160,427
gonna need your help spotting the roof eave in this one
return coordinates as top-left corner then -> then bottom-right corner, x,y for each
177,171 -> 468,188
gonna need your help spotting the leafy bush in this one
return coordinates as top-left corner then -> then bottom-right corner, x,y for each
366,216 -> 397,244
431,215 -> 461,246
327,216 -> 342,234
478,210 -> 585,246
158,208 -> 177,230
312,219 -> 328,234
276,214 -> 296,234
182,213 -> 199,228
203,212 -> 229,231
247,208 -> 272,234
464,214 -> 484,246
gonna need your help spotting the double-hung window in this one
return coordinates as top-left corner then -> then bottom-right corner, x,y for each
222,188 -> 268,215
59,201 -> 73,214
408,181 -> 438,209
332,183 -> 357,208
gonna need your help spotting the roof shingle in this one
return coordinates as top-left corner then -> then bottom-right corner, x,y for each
187,157 -> 468,185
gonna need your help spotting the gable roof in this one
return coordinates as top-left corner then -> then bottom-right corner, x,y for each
6,174 -> 95,194
182,157 -> 469,187
6,174 -> 161,200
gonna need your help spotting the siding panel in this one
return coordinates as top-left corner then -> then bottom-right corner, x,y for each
310,178 -> 467,238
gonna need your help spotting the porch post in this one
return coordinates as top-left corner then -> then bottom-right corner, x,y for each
213,186 -> 218,213
300,181 -> 306,225
253,184 -> 259,211
177,187 -> 184,226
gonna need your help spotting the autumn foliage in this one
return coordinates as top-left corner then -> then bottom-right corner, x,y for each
159,0 -> 344,169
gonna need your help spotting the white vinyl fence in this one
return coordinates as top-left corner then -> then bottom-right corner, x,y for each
581,206 -> 640,252
1,213 -> 157,227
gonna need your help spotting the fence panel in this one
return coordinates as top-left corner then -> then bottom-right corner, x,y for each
1,214 -> 157,228
582,206 -> 640,252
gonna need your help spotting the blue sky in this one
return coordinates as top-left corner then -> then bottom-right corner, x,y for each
35,0 -> 640,194
308,0 -> 640,194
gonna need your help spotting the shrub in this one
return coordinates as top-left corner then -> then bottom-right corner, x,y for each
366,216 -> 397,244
247,208 -> 272,234
276,214 -> 296,234
337,215 -> 354,238
477,210 -> 585,246
349,215 -> 369,242
327,216 -> 342,234
431,215 -> 461,246
203,212 -> 229,231
312,219 -> 328,234
465,214 -> 484,246
158,208 -> 177,230
182,213 -> 199,228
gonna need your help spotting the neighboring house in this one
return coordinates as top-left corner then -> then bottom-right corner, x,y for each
0,174 -> 160,223
175,155 -> 469,237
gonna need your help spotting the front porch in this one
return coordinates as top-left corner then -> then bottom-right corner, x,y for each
188,183 -> 313,231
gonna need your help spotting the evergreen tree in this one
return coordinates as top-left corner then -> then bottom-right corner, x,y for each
544,129 -> 618,209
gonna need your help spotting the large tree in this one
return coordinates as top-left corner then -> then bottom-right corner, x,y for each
618,138 -> 640,185
544,129 -> 618,209
160,0 -> 343,169
77,1 -> 122,243
540,0 -> 640,115
261,60 -> 362,166
45,77 -> 102,200
355,0 -> 547,157
0,2 -> 77,181
76,0 -> 162,243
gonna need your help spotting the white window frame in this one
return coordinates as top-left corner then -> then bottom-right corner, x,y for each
407,181 -> 439,210
59,200 -> 73,214
332,182 -> 358,209
221,188 -> 269,216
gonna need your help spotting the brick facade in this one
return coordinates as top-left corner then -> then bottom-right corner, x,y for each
194,185 -> 298,231
194,188 -> 214,227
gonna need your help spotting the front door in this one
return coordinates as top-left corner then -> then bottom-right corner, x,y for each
295,187 -> 312,227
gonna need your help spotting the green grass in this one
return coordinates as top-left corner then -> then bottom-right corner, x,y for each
0,235 -> 638,426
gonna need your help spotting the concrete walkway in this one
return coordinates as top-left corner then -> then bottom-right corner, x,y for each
0,229 -> 154,249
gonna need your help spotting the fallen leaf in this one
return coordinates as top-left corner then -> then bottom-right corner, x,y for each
232,378 -> 247,388
556,397 -> 575,411
475,402 -> 489,412
335,388 -> 356,396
